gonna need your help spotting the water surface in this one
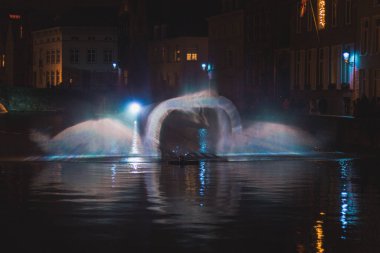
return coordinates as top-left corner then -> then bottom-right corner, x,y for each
1,157 -> 379,253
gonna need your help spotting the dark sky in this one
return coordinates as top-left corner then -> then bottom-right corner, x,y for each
1,0 -> 122,10
1,0 -> 218,36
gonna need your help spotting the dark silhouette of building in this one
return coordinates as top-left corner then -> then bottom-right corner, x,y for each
0,11 -> 32,87
208,0 -> 292,112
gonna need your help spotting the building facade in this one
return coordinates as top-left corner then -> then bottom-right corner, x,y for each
1,12 -> 32,87
148,36 -> 209,101
208,0 -> 292,112
32,26 -> 118,88
289,0 -> 380,115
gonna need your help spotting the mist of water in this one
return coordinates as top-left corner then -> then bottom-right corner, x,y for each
30,90 -> 319,159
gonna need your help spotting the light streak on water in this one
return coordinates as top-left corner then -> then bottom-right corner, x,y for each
199,160 -> 206,197
338,159 -> 358,240
314,212 -> 325,253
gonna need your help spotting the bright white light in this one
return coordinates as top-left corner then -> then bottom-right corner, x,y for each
343,52 -> 350,62
112,62 -> 117,69
128,102 -> 142,116
201,63 -> 207,71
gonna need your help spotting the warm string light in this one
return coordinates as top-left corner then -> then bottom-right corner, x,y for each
318,0 -> 326,29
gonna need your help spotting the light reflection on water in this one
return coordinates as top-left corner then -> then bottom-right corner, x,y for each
0,158 -> 379,252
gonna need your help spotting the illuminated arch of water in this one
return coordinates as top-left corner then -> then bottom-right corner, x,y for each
144,90 -> 242,156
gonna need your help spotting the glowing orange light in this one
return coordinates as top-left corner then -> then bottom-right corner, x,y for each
318,0 -> 326,29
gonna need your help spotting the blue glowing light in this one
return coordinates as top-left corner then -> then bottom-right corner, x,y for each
127,102 -> 142,116
338,159 -> 358,240
112,62 -> 117,69
198,128 -> 208,153
343,52 -> 350,62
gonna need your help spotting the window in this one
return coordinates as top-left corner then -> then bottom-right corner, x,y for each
307,7 -> 313,32
295,50 -> 305,89
161,47 -> 166,63
318,47 -> 329,89
226,49 -> 233,66
296,3 -> 302,33
332,0 -> 338,27
46,51 -> 50,64
186,51 -> 198,61
70,49 -> 79,64
56,71 -> 60,84
295,51 -> 301,89
374,18 -> 380,54
87,49 -> 96,63
56,50 -> 60,64
359,69 -> 368,96
46,71 -> 49,86
50,50 -> 55,64
50,71 -> 55,85
345,0 -> 352,25
103,50 -> 113,63
360,18 -> 370,55
253,14 -> 265,41
330,46 -> 339,87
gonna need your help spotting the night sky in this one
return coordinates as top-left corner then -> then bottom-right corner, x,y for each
1,0 -> 218,36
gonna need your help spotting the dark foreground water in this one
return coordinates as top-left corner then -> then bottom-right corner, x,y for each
1,113 -> 380,252
1,157 -> 380,253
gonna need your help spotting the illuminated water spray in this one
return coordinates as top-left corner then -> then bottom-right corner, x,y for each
144,90 -> 242,156
130,120 -> 142,155
198,128 -> 208,153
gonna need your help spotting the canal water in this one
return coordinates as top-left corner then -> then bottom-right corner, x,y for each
1,113 -> 379,252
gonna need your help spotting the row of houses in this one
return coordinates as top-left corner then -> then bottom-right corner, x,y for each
1,0 -> 380,115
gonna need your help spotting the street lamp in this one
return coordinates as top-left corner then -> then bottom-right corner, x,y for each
343,52 -> 350,64
201,62 -> 213,95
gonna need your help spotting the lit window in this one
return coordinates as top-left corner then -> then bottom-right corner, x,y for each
318,0 -> 326,30
186,52 -> 198,61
